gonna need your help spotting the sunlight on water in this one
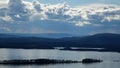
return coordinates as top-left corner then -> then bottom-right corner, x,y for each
0,49 -> 120,68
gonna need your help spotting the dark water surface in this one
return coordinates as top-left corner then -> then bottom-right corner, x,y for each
0,49 -> 120,68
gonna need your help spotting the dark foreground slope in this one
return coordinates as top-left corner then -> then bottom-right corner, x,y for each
0,33 -> 120,52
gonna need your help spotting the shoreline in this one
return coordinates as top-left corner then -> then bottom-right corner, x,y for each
0,48 -> 119,53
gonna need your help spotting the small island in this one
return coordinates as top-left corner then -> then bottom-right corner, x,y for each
82,58 -> 103,63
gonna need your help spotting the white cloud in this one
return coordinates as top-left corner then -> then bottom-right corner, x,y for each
103,15 -> 120,22
0,16 -> 13,22
0,27 -> 11,32
1,0 -> 120,23
0,0 -> 7,2
0,0 -> 120,34
76,21 -> 91,26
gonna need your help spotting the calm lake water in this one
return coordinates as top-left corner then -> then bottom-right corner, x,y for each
0,49 -> 120,68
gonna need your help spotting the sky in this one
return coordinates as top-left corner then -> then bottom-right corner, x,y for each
27,0 -> 120,6
0,0 -> 120,6
0,0 -> 120,35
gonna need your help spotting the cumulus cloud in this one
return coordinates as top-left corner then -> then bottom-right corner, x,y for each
0,0 -> 120,34
0,0 -> 8,6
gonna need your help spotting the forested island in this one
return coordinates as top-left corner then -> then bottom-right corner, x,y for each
0,58 -> 102,65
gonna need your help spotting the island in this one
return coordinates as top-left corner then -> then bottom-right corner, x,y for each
0,59 -> 80,65
82,58 -> 103,63
0,58 -> 103,65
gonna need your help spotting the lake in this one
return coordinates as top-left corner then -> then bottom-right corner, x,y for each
0,49 -> 120,68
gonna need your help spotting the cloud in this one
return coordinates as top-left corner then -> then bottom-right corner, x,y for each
0,0 -> 7,4
0,24 -> 11,32
0,0 -> 120,34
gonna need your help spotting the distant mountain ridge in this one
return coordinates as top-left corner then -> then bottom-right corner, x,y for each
91,33 -> 120,37
0,33 -> 81,38
0,34 -> 19,38
0,33 -> 120,52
